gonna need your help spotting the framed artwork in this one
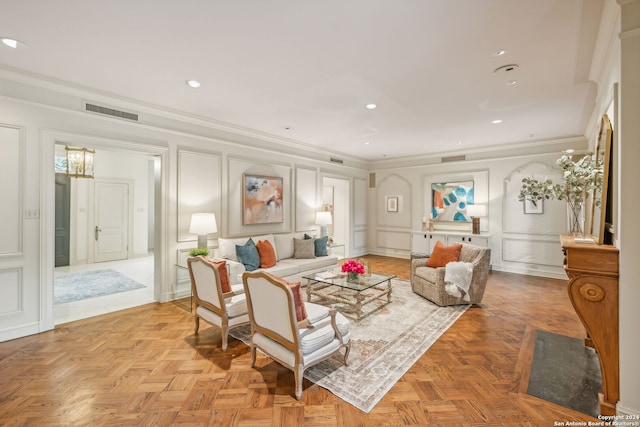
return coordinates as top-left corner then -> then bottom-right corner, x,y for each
386,196 -> 398,212
523,198 -> 544,214
431,181 -> 474,222
243,174 -> 284,225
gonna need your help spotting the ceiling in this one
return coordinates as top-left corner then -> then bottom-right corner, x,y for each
0,0 -> 604,161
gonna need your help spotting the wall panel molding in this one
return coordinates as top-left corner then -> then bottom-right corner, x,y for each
0,125 -> 23,257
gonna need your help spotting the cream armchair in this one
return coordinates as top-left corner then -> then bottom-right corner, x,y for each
242,270 -> 351,400
187,256 -> 249,351
411,244 -> 491,306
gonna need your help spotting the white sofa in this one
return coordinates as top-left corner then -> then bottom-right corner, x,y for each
213,232 -> 339,284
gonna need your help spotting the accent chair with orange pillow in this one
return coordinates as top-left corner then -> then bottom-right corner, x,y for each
411,243 -> 491,306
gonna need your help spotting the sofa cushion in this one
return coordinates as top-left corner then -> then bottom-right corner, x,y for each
236,238 -> 260,271
427,240 -> 462,268
274,232 -> 305,260
304,233 -> 328,257
294,238 -> 315,259
261,262 -> 300,278
279,255 -> 338,271
256,239 -> 277,268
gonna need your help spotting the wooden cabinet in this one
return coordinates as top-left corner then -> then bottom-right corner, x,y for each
561,235 -> 619,415
411,231 -> 490,256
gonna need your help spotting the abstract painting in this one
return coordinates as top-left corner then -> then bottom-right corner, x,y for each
243,174 -> 284,224
431,181 -> 474,222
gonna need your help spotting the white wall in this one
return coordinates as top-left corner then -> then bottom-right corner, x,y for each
0,71 -> 368,341
368,147 -> 587,279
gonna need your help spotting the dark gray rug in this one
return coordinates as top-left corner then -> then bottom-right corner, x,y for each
527,330 -> 601,417
54,269 -> 145,304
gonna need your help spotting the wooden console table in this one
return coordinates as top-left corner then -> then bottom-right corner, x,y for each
560,235 -> 619,415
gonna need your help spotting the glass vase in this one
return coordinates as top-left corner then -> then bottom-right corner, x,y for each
567,200 -> 585,237
347,272 -> 359,282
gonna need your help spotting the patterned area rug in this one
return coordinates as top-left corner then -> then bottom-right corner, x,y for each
54,269 -> 146,304
230,279 -> 468,413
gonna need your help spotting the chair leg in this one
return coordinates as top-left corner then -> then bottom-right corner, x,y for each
194,316 -> 200,334
250,345 -> 257,367
221,325 -> 229,351
344,343 -> 351,366
294,365 -> 304,400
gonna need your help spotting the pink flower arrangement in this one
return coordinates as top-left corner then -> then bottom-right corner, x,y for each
341,259 -> 365,275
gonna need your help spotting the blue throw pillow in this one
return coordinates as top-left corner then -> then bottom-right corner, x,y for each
304,233 -> 328,257
236,238 -> 260,271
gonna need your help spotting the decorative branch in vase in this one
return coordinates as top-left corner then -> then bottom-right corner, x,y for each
518,150 -> 603,237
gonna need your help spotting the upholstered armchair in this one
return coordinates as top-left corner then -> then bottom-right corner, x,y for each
187,256 -> 249,351
242,270 -> 351,400
411,244 -> 491,306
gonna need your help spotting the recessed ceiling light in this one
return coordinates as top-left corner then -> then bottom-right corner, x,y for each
186,80 -> 201,88
284,126 -> 292,130
366,103 -> 377,110
1,37 -> 27,49
491,119 -> 503,124
506,80 -> 517,86
364,142 -> 371,145
494,49 -> 506,56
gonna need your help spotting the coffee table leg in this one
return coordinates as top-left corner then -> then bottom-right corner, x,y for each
355,292 -> 363,320
306,279 -> 312,301
387,279 -> 392,303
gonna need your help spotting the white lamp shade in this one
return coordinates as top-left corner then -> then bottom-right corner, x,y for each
189,213 -> 218,235
315,211 -> 332,225
466,204 -> 487,217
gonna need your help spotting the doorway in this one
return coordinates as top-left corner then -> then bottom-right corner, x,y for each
53,145 -> 160,325
322,177 -> 351,257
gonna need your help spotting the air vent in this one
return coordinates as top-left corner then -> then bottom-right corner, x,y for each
441,155 -> 466,163
84,102 -> 139,121
330,157 -> 344,164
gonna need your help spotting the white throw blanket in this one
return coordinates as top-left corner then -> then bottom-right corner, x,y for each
444,261 -> 474,302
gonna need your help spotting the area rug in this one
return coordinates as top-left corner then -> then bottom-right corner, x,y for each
54,269 -> 146,304
230,279 -> 468,413
527,330 -> 601,417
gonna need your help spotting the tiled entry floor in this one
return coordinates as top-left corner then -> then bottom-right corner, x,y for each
527,329 -> 601,417
54,254 -> 155,325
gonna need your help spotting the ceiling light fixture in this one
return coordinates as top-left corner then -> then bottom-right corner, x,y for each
186,80 -> 201,88
491,119 -> 503,124
506,80 -> 517,86
366,103 -> 377,110
364,142 -> 371,145
494,49 -> 507,56
1,37 -> 27,49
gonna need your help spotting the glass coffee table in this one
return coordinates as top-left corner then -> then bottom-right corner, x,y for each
302,270 -> 395,321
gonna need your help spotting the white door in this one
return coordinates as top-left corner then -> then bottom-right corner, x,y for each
94,181 -> 129,262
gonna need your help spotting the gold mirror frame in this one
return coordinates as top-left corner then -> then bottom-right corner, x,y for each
590,114 -> 612,244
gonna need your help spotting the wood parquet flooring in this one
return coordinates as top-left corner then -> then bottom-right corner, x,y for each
0,255 -> 599,426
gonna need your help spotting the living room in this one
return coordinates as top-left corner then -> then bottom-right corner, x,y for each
0,0 -> 639,422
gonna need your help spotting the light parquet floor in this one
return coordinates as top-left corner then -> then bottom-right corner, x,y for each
0,255 -> 598,426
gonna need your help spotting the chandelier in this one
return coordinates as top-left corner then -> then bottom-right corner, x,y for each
65,146 -> 95,178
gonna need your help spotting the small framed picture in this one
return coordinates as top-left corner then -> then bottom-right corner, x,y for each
523,199 -> 544,214
386,196 -> 398,212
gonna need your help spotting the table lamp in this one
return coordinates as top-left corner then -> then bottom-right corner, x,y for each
315,211 -> 332,238
466,204 -> 487,235
189,213 -> 217,249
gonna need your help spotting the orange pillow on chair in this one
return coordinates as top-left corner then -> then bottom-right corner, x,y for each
287,281 -> 308,323
210,260 -> 232,293
426,241 -> 462,268
256,240 -> 277,268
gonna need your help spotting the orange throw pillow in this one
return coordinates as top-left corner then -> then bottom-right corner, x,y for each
426,241 -> 462,268
287,281 -> 308,322
256,240 -> 277,268
211,260 -> 232,293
